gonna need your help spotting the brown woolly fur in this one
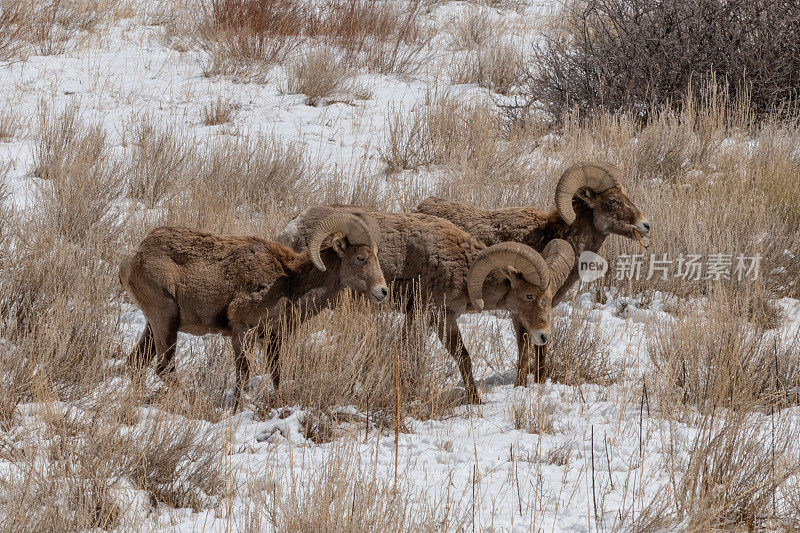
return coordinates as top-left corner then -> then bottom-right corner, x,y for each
415,162 -> 649,380
120,221 -> 386,411
277,205 -> 571,402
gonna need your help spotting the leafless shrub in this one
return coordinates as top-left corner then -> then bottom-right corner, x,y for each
528,0 -> 800,120
33,105 -> 122,241
381,94 -> 534,206
0,460 -> 121,531
447,6 -> 497,50
0,409 -> 128,532
0,226 -> 124,399
381,94 -> 530,191
315,0 -> 432,74
34,103 -> 104,182
263,445 -> 468,532
201,97 -> 238,125
0,402 -> 226,529
195,134 -> 321,216
547,307 -> 617,385
122,415 -> 227,511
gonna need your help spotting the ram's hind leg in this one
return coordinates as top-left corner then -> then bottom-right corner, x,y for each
434,312 -> 481,404
230,332 -> 252,412
128,322 -> 157,370
151,301 -> 180,378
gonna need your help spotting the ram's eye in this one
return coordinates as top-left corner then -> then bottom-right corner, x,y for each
356,256 -> 367,263
525,294 -> 535,301
609,199 -> 621,207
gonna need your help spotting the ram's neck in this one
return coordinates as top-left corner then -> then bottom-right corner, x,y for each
548,202 -> 606,304
285,249 -> 341,317
551,202 -> 606,257
471,271 -> 511,312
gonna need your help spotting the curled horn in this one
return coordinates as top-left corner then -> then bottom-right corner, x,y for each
542,239 -> 575,290
554,162 -> 624,224
467,242 -> 549,310
308,212 -> 376,271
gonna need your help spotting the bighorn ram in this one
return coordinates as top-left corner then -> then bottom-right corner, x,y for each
415,162 -> 650,383
119,214 -> 388,410
277,207 -> 574,403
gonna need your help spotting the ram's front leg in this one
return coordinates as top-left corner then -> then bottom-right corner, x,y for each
434,311 -> 481,404
513,318 -> 548,385
512,318 -> 531,387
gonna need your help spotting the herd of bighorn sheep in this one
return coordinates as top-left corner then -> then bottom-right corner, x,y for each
121,162 -> 650,410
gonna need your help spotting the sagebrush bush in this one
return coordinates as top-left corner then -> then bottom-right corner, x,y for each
529,0 -> 800,120
286,47 -> 353,106
125,116 -> 195,208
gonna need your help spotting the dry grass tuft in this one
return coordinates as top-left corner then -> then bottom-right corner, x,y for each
638,410 -> 800,530
648,294 -> 800,413
125,116 -> 194,208
33,105 -> 122,242
315,0 -> 432,75
0,0 -> 131,58
448,6 -> 497,50
201,97 -> 238,125
381,93 -> 533,205
123,414 -> 227,510
0,105 -> 23,141
286,47 -> 355,106
547,307 -> 617,385
200,0 -> 308,81
509,388 -> 554,434
261,445 -> 468,531
450,40 -> 522,95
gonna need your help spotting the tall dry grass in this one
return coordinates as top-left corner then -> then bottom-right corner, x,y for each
0,0 -> 132,58
2,5 -> 800,527
636,409 -> 800,530
260,442 -> 469,531
648,293 -> 800,414
197,0 -> 432,81
251,292 -> 462,423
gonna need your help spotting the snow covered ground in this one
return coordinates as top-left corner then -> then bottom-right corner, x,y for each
1,0 -> 799,530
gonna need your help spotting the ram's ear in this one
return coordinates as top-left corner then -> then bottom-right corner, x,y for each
500,265 -> 524,283
575,187 -> 597,207
331,235 -> 348,257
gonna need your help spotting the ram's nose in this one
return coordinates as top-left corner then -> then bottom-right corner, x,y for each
530,330 -> 549,346
371,286 -> 388,303
635,221 -> 651,235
